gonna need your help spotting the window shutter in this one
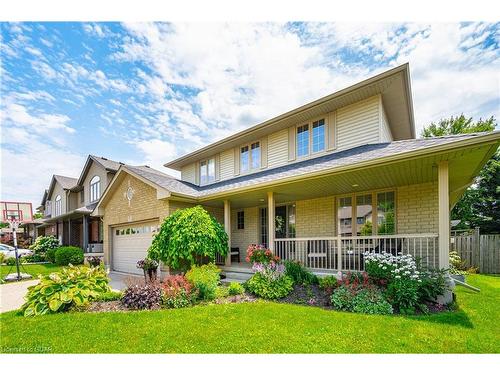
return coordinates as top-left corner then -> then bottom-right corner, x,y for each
288,127 -> 296,161
260,136 -> 268,169
234,147 -> 240,175
327,111 -> 336,150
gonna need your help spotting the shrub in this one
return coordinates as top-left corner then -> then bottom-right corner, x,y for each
21,265 -> 110,316
417,269 -> 447,303
449,251 -> 467,275
246,244 -> 279,264
215,286 -> 229,299
29,235 -> 59,253
148,206 -> 228,271
87,256 -> 102,267
23,253 -> 46,263
385,278 -> 419,314
95,290 -> 123,302
122,283 -> 161,310
245,272 -> 294,299
46,247 -> 58,263
55,246 -> 84,266
284,260 -> 318,285
319,275 -> 338,293
185,263 -> 221,301
0,252 -> 5,264
331,285 -> 393,315
6,257 -> 16,266
228,282 -> 245,296
161,275 -> 194,308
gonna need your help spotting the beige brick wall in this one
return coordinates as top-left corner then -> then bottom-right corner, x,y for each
102,174 -> 169,263
231,207 -> 259,261
296,196 -> 336,237
397,181 -> 438,234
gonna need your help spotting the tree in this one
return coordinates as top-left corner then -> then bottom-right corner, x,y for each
33,212 -> 43,219
421,115 -> 499,233
148,206 -> 228,271
421,114 -> 495,137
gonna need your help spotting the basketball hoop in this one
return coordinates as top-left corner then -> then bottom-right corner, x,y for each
8,217 -> 22,231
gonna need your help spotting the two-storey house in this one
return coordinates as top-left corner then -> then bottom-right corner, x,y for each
95,64 -> 500,276
38,156 -> 123,254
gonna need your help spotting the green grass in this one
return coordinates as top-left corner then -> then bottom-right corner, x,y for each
1,274 -> 499,353
0,264 -> 63,279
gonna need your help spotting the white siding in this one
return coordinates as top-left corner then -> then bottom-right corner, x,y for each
380,103 -> 393,142
336,95 -> 380,151
220,149 -> 235,180
181,163 -> 196,184
268,129 -> 289,167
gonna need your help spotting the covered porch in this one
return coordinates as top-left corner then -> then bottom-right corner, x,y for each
203,140 -> 498,274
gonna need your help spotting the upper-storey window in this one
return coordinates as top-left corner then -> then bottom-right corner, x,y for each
90,176 -> 101,202
241,141 -> 260,173
297,124 -> 309,157
200,158 -> 215,185
80,189 -> 84,204
312,119 -> 325,153
54,195 -> 62,216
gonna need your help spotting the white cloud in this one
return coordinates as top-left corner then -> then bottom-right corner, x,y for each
132,139 -> 180,177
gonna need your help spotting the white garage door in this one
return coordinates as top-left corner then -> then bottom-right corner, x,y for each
112,221 -> 159,275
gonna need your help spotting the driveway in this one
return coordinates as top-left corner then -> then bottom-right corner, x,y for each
0,279 -> 38,313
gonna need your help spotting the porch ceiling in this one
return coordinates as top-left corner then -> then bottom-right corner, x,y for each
200,142 -> 497,209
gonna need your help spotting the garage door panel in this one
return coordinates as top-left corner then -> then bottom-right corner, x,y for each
112,221 -> 158,275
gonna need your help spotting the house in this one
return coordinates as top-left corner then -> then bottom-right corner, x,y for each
94,63 -> 500,276
0,201 -> 35,244
37,156 -> 123,254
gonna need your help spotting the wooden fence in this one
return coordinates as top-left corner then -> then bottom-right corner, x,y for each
450,229 -> 500,274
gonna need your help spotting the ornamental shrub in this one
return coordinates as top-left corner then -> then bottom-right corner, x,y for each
161,275 -> 194,308
29,235 -> 59,254
21,265 -> 110,317
95,290 -> 123,302
23,253 -> 46,263
318,275 -> 338,294
385,278 -> 419,314
46,247 -> 58,263
55,246 -> 84,266
244,272 -> 293,299
0,252 -> 5,264
449,251 -> 467,275
330,285 -> 393,315
148,206 -> 228,271
228,282 -> 245,296
122,283 -> 162,310
417,269 -> 447,303
86,256 -> 102,267
284,260 -> 318,286
215,286 -> 229,299
185,263 -> 221,301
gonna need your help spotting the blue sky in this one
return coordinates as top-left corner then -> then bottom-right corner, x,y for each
1,22 -> 499,207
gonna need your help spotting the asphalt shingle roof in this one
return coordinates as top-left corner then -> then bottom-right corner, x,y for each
54,175 -> 78,190
91,155 -> 123,172
125,132 -> 499,199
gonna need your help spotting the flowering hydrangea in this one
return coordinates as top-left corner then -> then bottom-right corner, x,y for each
364,252 -> 421,283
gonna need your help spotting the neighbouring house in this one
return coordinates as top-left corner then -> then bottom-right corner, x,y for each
0,201 -> 35,244
93,63 -> 499,276
36,156 -> 123,255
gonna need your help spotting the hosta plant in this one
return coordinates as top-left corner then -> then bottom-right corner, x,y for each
21,265 -> 110,317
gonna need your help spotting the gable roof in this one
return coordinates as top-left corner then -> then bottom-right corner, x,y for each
165,63 -> 415,170
47,175 -> 78,198
98,131 -> 500,206
75,155 -> 124,187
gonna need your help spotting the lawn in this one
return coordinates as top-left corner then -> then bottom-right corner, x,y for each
1,274 -> 499,353
0,264 -> 63,279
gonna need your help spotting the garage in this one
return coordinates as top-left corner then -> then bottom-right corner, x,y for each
112,221 -> 159,274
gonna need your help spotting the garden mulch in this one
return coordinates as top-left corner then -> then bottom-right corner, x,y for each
278,284 -> 332,308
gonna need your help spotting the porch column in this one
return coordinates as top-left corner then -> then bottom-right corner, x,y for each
267,192 -> 275,252
83,215 -> 89,253
224,200 -> 231,266
438,161 -> 450,269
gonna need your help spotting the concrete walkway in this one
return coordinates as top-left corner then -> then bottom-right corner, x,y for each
0,279 -> 39,313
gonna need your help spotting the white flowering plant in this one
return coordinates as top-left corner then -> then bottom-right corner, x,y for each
364,252 -> 421,285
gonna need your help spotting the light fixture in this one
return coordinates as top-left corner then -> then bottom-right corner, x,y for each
259,198 -> 265,202
352,184 -> 359,187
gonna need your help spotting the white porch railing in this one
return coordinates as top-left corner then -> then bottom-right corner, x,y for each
274,234 -> 439,272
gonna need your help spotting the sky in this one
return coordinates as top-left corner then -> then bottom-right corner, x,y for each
0,22 -> 499,208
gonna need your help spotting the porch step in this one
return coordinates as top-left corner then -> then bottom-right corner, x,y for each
221,278 -> 247,285
222,271 -> 253,282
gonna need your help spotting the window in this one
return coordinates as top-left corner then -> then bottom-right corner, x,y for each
80,189 -> 84,204
237,211 -> 245,229
260,207 -> 268,247
200,158 -> 216,185
275,204 -> 296,239
90,176 -> 101,202
296,124 -> 309,157
338,191 -> 395,236
377,191 -> 395,234
312,119 -> 325,153
54,195 -> 62,216
240,146 -> 249,172
251,142 -> 260,169
356,194 -> 373,236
